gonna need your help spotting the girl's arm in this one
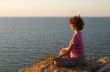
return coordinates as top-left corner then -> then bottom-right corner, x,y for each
59,43 -> 75,57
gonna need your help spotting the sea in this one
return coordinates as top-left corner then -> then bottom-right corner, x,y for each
0,17 -> 110,72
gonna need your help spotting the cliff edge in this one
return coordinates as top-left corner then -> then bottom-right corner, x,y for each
20,55 -> 110,72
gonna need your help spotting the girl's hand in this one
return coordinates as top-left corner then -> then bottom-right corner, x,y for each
60,47 -> 68,51
60,48 -> 65,50
59,47 -> 69,57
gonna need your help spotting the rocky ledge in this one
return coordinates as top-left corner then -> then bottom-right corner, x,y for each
20,55 -> 110,72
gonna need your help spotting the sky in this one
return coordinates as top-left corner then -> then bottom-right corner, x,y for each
0,0 -> 110,17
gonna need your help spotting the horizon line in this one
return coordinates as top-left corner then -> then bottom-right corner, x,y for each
0,16 -> 110,17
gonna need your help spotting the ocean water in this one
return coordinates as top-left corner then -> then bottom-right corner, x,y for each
0,17 -> 110,72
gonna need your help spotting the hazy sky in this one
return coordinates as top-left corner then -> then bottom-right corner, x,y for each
0,0 -> 110,17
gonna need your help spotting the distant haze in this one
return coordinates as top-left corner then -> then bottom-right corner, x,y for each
0,0 -> 110,17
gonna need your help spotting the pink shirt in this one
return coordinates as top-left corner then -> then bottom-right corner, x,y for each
69,31 -> 85,58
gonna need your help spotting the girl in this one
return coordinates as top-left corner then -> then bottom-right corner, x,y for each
54,15 -> 85,66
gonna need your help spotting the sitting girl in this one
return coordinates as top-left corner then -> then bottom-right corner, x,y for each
54,15 -> 85,67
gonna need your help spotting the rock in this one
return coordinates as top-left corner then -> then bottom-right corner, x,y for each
97,57 -> 110,72
98,57 -> 110,64
98,62 -> 110,72
20,56 -> 110,72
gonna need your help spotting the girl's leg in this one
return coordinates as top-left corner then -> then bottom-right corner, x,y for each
54,57 -> 76,67
54,57 -> 86,67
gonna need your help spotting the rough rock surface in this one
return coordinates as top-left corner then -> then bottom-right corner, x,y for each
20,56 -> 110,72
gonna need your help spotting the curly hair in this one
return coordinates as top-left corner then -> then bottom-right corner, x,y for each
69,15 -> 84,31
